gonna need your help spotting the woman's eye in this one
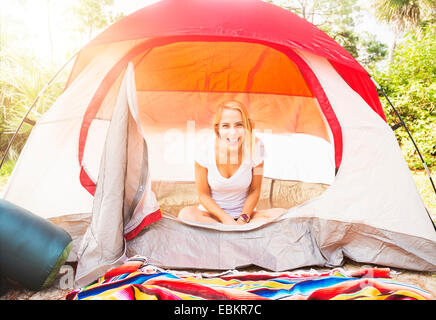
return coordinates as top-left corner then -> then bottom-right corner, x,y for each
236,123 -> 243,127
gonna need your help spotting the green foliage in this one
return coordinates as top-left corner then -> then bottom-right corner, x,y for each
0,159 -> 16,182
412,172 -> 436,219
357,32 -> 388,67
0,0 -> 124,164
0,34 -> 67,161
72,0 -> 124,39
373,25 -> 436,169
265,1 -> 432,170
372,0 -> 435,32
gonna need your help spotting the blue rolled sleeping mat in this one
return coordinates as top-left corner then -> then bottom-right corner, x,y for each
0,199 -> 72,291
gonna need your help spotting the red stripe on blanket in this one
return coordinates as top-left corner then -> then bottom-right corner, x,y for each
146,278 -> 267,300
348,268 -> 391,278
307,279 -> 432,300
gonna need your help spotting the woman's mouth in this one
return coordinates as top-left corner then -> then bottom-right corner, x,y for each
226,137 -> 240,145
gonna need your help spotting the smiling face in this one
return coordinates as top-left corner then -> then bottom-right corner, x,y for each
217,107 -> 246,151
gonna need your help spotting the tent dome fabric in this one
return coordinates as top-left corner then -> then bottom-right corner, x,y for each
2,0 -> 435,286
67,0 -> 384,119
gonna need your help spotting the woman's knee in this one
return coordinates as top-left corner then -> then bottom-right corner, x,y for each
266,208 -> 286,219
270,208 -> 287,216
251,207 -> 286,220
178,206 -> 196,219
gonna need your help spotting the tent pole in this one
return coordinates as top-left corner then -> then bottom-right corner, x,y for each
0,53 -> 78,172
370,76 -> 436,196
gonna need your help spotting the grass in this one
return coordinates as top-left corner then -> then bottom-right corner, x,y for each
412,171 -> 436,224
0,159 -> 16,195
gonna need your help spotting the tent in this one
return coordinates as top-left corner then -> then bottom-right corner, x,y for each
2,0 -> 436,286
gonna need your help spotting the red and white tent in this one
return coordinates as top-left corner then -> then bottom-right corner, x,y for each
3,0 -> 435,286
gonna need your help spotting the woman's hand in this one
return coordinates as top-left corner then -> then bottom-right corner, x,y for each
236,216 -> 247,225
220,215 -> 239,225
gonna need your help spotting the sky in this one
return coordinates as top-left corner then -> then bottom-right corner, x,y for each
0,0 -> 160,66
356,0 -> 394,46
0,0 -> 394,67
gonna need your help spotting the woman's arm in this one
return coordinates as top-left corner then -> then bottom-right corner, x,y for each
194,162 -> 236,224
238,162 -> 264,223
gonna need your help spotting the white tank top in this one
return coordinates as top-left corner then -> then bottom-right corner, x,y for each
195,137 -> 265,219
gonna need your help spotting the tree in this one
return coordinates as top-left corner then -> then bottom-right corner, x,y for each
0,49 -> 67,162
264,0 -> 360,29
0,16 -> 67,163
72,0 -> 124,40
46,0 -> 54,65
372,0 -> 436,63
374,25 -> 436,169
357,32 -> 388,69
264,0 -> 362,57
0,0 -> 127,164
263,0 -> 388,67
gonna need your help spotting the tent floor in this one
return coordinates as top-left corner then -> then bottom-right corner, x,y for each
1,258 -> 435,300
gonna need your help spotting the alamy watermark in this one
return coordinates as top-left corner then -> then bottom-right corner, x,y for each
58,265 -> 75,290
159,120 -> 274,173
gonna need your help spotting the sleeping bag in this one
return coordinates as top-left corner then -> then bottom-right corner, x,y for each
0,199 -> 72,291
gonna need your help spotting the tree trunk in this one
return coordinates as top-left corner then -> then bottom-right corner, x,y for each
388,29 -> 399,64
46,0 -> 53,65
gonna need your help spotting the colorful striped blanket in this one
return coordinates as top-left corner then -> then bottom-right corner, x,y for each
67,265 -> 433,300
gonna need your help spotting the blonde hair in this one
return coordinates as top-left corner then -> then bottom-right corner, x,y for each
213,100 -> 255,163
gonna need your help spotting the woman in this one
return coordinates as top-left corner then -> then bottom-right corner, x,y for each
178,100 -> 286,225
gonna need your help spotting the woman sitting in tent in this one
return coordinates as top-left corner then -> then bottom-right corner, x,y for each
178,100 -> 286,225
